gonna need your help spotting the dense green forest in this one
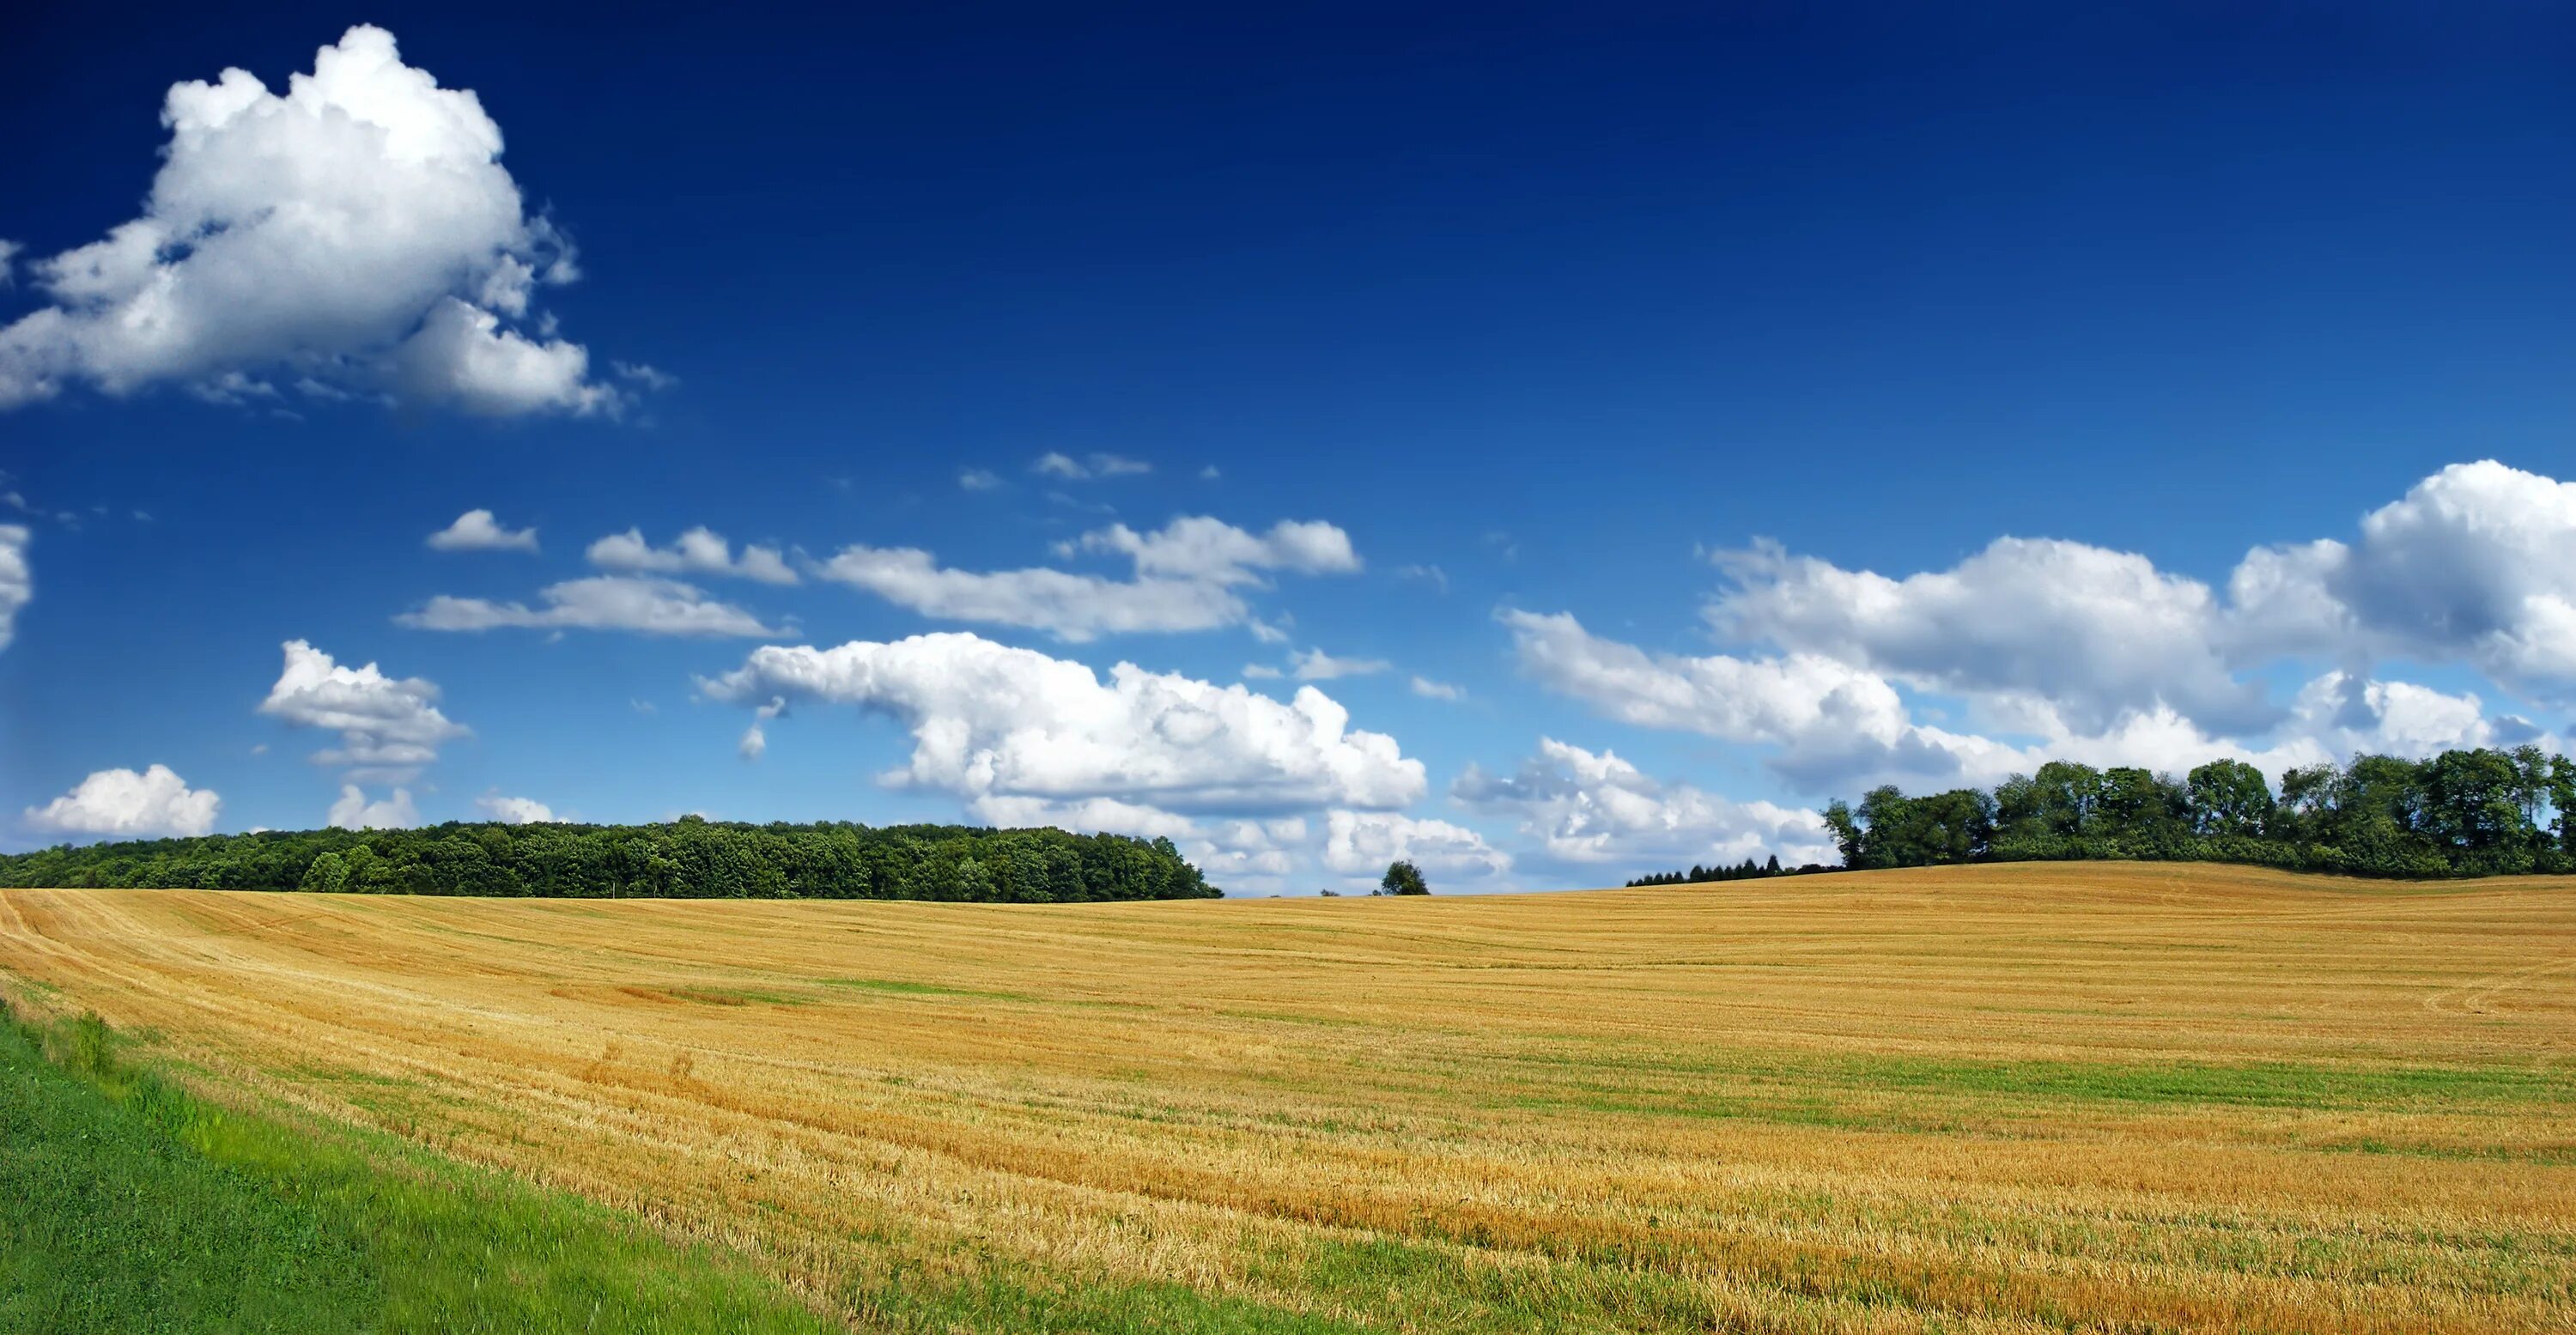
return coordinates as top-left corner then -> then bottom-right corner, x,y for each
0,816 -> 1220,901
1822,747 -> 2576,879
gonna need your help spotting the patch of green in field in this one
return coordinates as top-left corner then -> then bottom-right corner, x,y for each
668,985 -> 812,1006
1487,1045 -> 2576,1115
849,1259 -> 1377,1335
828,976 -> 1031,1001
0,1001 -> 835,1335
1809,1051 -> 2576,1110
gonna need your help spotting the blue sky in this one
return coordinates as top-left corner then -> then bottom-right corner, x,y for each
6,3 -> 2576,890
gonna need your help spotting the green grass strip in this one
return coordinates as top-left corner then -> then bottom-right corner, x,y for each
0,1001 -> 837,1335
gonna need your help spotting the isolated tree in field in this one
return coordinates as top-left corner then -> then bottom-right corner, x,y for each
1381,860 -> 1429,895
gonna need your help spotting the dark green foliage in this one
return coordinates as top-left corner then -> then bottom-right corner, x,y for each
0,819 -> 1220,901
1828,746 -> 2576,879
1378,860 -> 1430,895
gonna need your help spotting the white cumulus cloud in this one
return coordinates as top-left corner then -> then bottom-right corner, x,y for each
2233,461 -> 2576,698
1711,536 -> 2272,735
0,26 -> 614,414
701,632 -> 1427,827
586,526 -> 797,585
27,765 -> 221,839
258,640 -> 467,781
426,508 -> 538,553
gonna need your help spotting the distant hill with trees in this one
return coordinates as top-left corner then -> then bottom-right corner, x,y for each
1625,855 -> 1833,887
1822,747 -> 2576,879
0,817 -> 1220,901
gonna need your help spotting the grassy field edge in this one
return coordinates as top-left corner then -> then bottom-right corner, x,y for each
0,995 -> 841,1335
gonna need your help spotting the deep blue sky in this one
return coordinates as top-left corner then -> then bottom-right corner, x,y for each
6,3 -> 2575,889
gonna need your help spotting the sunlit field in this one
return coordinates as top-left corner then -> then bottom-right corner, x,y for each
4,864 -> 2573,1333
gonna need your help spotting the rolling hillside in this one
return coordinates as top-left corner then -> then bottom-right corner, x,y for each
3,863 -> 2572,1332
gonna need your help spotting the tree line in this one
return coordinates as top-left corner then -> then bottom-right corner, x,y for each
1821,747 -> 2576,879
0,816 -> 1221,901
1626,855 -> 1832,887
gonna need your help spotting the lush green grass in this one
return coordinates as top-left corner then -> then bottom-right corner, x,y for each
0,1002 -> 839,1335
1,1012 -> 374,1332
850,1261 -> 1380,1335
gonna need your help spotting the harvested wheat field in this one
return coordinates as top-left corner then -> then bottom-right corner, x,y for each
3,862 -> 2574,1333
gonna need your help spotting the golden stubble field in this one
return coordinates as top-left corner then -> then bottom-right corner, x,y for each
3,862 -> 2573,1333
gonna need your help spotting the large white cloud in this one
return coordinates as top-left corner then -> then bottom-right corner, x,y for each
0,26 -> 612,414
427,508 -> 538,553
398,575 -> 787,637
2234,461 -> 2576,697
586,527 -> 796,585
701,632 -> 1427,824
1711,536 -> 2272,735
1510,600 -> 2551,797
815,517 -> 1360,642
1507,461 -> 2576,802
258,640 -> 466,781
1455,737 -> 1835,870
27,765 -> 221,839
1502,609 -> 2023,786
0,525 -> 25,652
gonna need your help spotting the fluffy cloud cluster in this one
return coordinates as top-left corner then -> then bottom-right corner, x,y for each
1512,461 -> 2576,797
586,527 -> 796,585
816,516 -> 1362,641
1712,537 -> 2273,735
0,524 -> 25,652
1455,738 -> 1835,871
427,508 -> 538,553
1503,610 -> 2015,786
2233,462 -> 2576,696
702,632 -> 1426,831
258,640 -> 466,781
0,27 -> 614,414
27,765 -> 221,838
407,522 -> 793,636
